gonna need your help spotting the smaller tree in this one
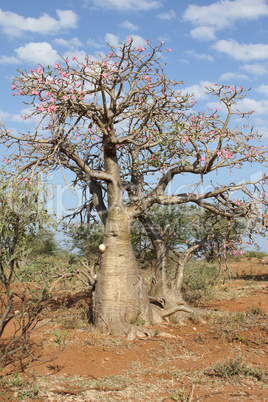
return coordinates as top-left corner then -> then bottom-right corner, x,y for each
65,221 -> 104,263
0,168 -> 58,368
27,229 -> 60,257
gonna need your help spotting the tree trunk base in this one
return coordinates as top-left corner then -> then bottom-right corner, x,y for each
149,280 -> 193,324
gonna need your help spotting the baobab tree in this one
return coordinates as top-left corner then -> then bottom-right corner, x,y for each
0,39 -> 267,337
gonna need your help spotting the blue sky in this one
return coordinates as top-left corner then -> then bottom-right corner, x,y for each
0,0 -> 267,249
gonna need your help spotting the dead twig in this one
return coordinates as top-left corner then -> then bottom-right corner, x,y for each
51,384 -> 128,395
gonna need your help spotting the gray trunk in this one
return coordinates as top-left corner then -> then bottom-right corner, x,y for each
93,206 -> 151,335
139,213 -> 193,323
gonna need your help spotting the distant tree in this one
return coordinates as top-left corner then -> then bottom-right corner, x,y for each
0,39 -> 267,337
27,229 -> 60,257
65,221 -> 104,263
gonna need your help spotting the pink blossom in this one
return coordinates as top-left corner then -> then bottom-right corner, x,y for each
161,41 -> 165,44
182,135 -> 189,144
62,95 -> 68,101
54,63 -> 59,70
47,105 -> 57,113
72,56 -> 76,60
24,178 -> 28,182
166,47 -> 171,51
145,76 -> 151,81
217,151 -> 221,156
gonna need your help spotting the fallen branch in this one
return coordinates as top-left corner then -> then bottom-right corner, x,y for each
51,384 -> 128,395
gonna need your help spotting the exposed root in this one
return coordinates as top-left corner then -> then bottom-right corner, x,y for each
160,305 -> 193,319
150,299 -> 194,324
126,325 -> 177,340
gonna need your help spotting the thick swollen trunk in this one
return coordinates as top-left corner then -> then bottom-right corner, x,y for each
93,207 -> 152,337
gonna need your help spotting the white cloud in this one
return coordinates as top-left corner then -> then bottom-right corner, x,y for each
105,33 -> 146,48
0,9 -> 78,37
255,124 -> 268,138
189,26 -> 216,42
183,0 -> 268,40
213,39 -> 268,61
156,10 -> 176,20
241,63 -> 268,75
105,33 -> 120,47
54,37 -> 83,49
85,0 -> 161,11
181,81 -> 214,101
218,72 -> 248,82
119,20 -> 139,31
64,50 -> 95,65
127,34 -> 146,47
0,110 -> 11,120
15,42 -> 59,65
235,98 -> 268,114
185,50 -> 214,62
0,55 -> 20,65
255,84 -> 268,96
87,38 -> 104,48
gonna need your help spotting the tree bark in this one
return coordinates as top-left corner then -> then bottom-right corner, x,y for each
93,205 -> 152,336
139,214 -> 193,323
